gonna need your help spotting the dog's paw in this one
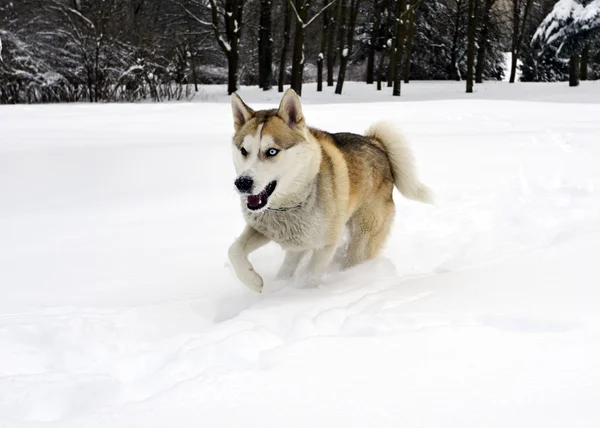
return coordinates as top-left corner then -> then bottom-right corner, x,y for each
304,274 -> 324,288
240,269 -> 264,293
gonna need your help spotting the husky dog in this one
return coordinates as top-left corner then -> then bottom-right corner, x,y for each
228,89 -> 432,292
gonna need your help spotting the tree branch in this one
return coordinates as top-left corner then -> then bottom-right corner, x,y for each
287,0 -> 339,28
303,0 -> 339,28
398,0 -> 426,21
169,0 -> 213,26
287,0 -> 305,25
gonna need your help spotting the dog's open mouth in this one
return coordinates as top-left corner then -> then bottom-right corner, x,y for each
247,181 -> 277,211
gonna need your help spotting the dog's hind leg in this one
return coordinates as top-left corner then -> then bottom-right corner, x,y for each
228,226 -> 271,292
276,250 -> 308,279
346,200 -> 395,268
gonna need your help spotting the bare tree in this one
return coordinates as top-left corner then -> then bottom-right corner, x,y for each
317,9 -> 330,91
475,0 -> 496,83
334,0 -> 361,94
211,0 -> 245,94
376,5 -> 391,91
580,45 -> 589,81
2,0 -> 572,105
173,0 -> 246,94
259,0 -> 273,90
391,0 -> 407,96
509,0 -> 534,83
448,0 -> 466,81
366,0 -> 382,84
278,0 -> 293,91
403,0 -> 418,84
376,38 -> 388,90
288,0 -> 338,95
569,53 -> 580,87
326,0 -> 341,86
466,0 -> 478,93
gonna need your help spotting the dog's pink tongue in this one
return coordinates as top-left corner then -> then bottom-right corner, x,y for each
248,194 -> 262,207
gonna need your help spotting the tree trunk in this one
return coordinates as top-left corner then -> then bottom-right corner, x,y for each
228,51 -> 239,95
326,0 -> 340,86
403,1 -> 417,84
570,54 -> 580,87
335,0 -> 349,94
509,0 -> 533,83
186,19 -> 199,92
278,0 -> 292,92
376,45 -> 387,90
508,52 -> 518,83
392,0 -> 407,96
190,51 -> 199,92
387,7 -> 396,87
449,0 -> 462,81
387,48 -> 395,87
466,0 -> 478,93
226,30 -> 240,94
335,0 -> 347,90
581,46 -> 589,81
509,0 -> 519,83
336,0 -> 361,94
290,0 -> 309,96
259,0 -> 273,90
209,0 -> 244,94
94,38 -> 101,102
475,0 -> 494,83
290,18 -> 305,95
317,10 -> 329,91
366,0 -> 381,84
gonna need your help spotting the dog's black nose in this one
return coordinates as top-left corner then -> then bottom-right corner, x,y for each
235,176 -> 254,193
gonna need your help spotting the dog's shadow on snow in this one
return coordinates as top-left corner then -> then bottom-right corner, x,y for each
212,255 -> 399,323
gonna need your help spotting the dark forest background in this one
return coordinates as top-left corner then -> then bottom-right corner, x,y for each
0,0 -> 598,103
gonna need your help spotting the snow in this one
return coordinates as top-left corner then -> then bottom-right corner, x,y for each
219,35 -> 231,52
502,52 -> 522,81
1,81 -> 600,427
342,47 -> 349,58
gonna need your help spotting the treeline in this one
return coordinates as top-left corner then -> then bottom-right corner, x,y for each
0,0 -> 597,104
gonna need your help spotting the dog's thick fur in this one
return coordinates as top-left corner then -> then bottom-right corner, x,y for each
228,89 -> 432,292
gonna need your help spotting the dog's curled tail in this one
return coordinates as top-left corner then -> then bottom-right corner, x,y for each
365,121 -> 434,204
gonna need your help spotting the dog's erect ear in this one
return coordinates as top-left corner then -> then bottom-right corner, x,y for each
231,92 -> 255,132
277,89 -> 304,128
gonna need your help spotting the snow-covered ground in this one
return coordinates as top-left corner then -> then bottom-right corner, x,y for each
190,79 -> 600,104
1,81 -> 600,427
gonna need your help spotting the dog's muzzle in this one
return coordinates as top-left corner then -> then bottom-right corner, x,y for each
246,181 -> 277,211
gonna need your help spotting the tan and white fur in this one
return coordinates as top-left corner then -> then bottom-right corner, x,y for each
228,89 -> 433,292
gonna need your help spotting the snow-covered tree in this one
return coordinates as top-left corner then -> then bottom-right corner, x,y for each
533,0 -> 600,46
532,0 -> 600,85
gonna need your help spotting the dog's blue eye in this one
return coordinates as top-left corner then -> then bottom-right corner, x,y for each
266,148 -> 279,157
240,147 -> 248,156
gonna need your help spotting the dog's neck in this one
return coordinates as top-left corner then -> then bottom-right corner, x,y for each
268,179 -> 317,213
267,202 -> 303,212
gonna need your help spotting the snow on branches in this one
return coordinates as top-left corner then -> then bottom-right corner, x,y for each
532,0 -> 600,49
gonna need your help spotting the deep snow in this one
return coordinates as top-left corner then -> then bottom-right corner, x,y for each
1,81 -> 600,427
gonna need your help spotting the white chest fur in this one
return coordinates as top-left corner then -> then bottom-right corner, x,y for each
243,200 -> 325,251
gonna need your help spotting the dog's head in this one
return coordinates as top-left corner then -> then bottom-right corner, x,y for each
230,89 -> 320,212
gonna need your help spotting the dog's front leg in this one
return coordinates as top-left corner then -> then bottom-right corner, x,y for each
276,250 -> 309,279
305,244 -> 337,284
228,226 -> 270,293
